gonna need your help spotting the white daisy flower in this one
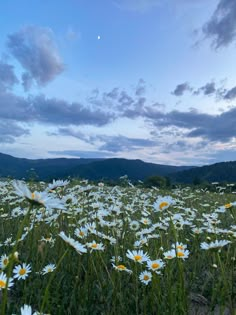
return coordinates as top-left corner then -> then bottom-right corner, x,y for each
13,263 -> 31,280
147,259 -> 165,273
200,240 -> 231,250
0,254 -> 9,270
87,241 -> 105,251
139,271 -> 152,285
0,271 -> 14,290
126,249 -> 149,264
41,263 -> 56,275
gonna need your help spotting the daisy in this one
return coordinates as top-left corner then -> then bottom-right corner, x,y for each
12,180 -> 65,210
13,263 -> 31,280
0,271 -> 14,290
139,271 -> 152,285
41,263 -> 56,275
163,249 -> 176,260
200,240 -> 231,250
126,249 -> 150,264
59,232 -> 87,254
0,254 -> 9,270
140,218 -> 152,226
112,264 -> 132,274
147,259 -> 165,273
47,179 -> 70,191
129,220 -> 140,231
87,241 -> 105,251
74,227 -> 88,239
153,196 -> 176,212
20,304 -> 33,315
172,242 -> 187,251
176,249 -> 190,259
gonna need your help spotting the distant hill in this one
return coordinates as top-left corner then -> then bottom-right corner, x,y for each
0,153 -> 192,181
170,161 -> 236,183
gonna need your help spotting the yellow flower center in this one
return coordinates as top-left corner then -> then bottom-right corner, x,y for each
177,251 -> 185,257
167,255 -> 173,259
176,245 -> 184,250
91,243 -> 97,249
151,263 -> 160,269
117,265 -> 126,270
0,280 -> 6,288
3,258 -> 8,266
143,220 -> 148,224
48,268 -> 52,272
143,275 -> 150,281
225,203 -> 232,209
159,202 -> 169,210
19,268 -> 26,275
134,255 -> 142,261
31,193 -> 35,199
79,231 -> 84,236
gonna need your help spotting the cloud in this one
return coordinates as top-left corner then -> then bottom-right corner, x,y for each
202,0 -> 236,48
135,79 -> 146,96
21,72 -> 33,92
0,61 -> 19,89
32,95 -> 115,126
0,120 -> 29,143
7,26 -> 64,87
49,150 -> 112,159
98,135 -> 156,152
172,82 -> 192,96
113,0 -> 160,12
148,107 -> 236,142
0,90 -> 115,126
194,82 -> 216,96
223,86 -> 236,100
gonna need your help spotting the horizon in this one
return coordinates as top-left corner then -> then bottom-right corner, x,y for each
0,0 -> 236,165
2,150 -> 235,168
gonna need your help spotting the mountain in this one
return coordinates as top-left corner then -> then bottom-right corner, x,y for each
170,161 -> 236,183
0,153 -> 192,181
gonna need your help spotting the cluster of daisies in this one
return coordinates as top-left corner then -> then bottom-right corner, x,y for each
0,178 -> 235,313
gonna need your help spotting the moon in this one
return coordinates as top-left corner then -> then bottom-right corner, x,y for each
97,35 -> 101,40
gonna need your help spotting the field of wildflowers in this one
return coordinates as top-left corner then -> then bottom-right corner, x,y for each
0,178 -> 235,314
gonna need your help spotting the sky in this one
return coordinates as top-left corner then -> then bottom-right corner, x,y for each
0,0 -> 236,166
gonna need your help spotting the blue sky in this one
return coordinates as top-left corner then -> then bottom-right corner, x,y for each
0,0 -> 236,165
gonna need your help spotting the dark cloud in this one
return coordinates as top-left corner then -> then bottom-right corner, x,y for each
32,95 -> 115,126
160,140 -> 208,154
195,82 -> 216,96
0,90 -> 33,121
202,0 -> 236,48
0,61 -> 19,89
149,107 -> 236,142
7,26 -> 64,87
51,127 -> 93,143
172,82 -> 192,96
105,87 -> 119,99
98,135 -> 156,152
223,86 -> 236,100
0,120 -> 29,143
0,90 -> 115,126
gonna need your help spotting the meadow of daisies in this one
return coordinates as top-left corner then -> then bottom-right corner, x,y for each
0,178 -> 235,315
